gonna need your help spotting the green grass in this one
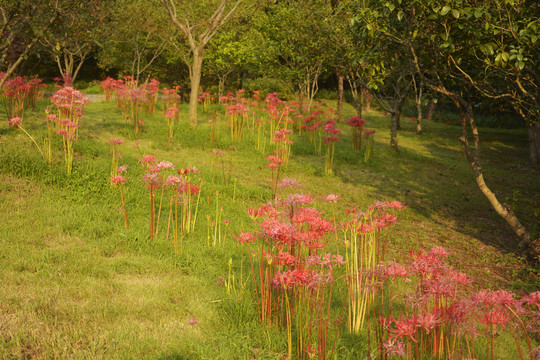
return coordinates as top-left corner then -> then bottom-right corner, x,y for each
0,94 -> 538,359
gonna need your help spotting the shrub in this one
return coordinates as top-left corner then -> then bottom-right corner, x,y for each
243,77 -> 294,100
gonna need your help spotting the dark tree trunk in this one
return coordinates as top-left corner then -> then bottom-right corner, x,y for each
528,121 -> 540,164
390,111 -> 400,150
336,69 -> 344,122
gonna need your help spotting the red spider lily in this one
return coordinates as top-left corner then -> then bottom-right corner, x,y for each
324,194 -> 340,203
277,251 -> 296,266
390,315 -> 418,342
111,175 -> 126,185
8,117 -> 22,128
382,263 -> 409,281
233,232 -> 256,244
383,339 -> 406,357
109,137 -> 124,145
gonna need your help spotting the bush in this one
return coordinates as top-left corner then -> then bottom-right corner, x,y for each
243,77 -> 295,100
74,80 -> 102,94
314,88 -> 337,100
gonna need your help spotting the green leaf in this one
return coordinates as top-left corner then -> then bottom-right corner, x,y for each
413,29 -> 418,38
495,53 -> 501,66
440,6 -> 451,16
398,11 -> 404,21
386,3 -> 395,11
474,8 -> 482,18
501,52 -> 509,62
452,9 -> 460,18
485,22 -> 489,31
517,60 -> 525,70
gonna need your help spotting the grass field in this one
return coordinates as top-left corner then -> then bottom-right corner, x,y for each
0,93 -> 538,359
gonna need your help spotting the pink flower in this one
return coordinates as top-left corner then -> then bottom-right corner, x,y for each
109,137 -> 124,145
382,263 -> 408,280
416,312 -> 441,333
117,165 -> 129,174
111,175 -> 126,185
390,315 -> 418,341
165,175 -> 182,187
266,155 -> 282,164
278,177 -> 300,188
364,130 -> 376,137
324,194 -> 339,203
387,200 -> 405,210
277,251 -> 296,266
139,154 -> 155,165
233,232 -> 255,244
157,160 -> 175,170
383,339 -> 405,357
8,117 -> 22,128
55,129 -> 69,137
187,316 -> 198,325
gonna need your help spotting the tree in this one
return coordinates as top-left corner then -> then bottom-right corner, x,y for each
258,0 -> 334,109
157,0 -> 248,126
204,20 -> 263,98
98,0 -> 168,82
0,0 -> 64,90
41,0 -> 112,83
352,3 -> 414,151
351,0 -> 535,246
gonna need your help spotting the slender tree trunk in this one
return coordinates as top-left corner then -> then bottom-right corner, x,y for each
412,75 -> 423,134
415,93 -> 423,134
218,76 -> 225,101
336,69 -> 344,122
346,74 -> 362,118
72,53 -> 87,83
390,95 -> 406,151
390,110 -> 400,151
528,121 -> 540,164
454,101 -> 531,246
427,99 -> 436,120
363,87 -> 372,111
189,48 -> 204,127
409,43 -> 532,246
536,120 -> 540,161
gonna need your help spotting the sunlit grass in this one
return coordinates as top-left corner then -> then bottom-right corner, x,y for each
0,93 -> 537,359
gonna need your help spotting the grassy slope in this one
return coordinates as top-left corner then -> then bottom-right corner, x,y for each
0,95 -> 538,359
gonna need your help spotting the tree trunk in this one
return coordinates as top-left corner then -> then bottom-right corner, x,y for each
427,99 -> 436,120
336,69 -> 344,122
390,110 -> 400,151
415,94 -> 423,134
363,87 -> 372,111
412,76 -> 423,134
188,48 -> 204,127
390,95 -> 407,151
218,76 -> 225,101
346,74 -> 362,118
529,121 -> 540,164
455,102 -> 531,246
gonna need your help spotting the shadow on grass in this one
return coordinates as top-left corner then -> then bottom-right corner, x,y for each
333,122 -> 539,261
157,354 -> 192,360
